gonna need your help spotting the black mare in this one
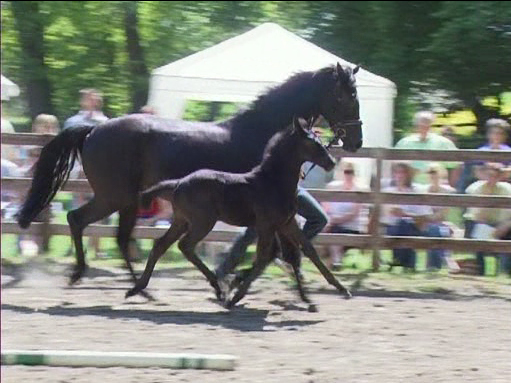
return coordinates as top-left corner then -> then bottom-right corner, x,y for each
126,118 -> 351,310
17,63 -> 362,292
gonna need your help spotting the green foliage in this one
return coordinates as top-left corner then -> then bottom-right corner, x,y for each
426,1 -> 511,102
182,101 -> 245,122
1,1 -> 509,129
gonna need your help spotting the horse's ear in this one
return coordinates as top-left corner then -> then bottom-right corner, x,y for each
353,65 -> 360,75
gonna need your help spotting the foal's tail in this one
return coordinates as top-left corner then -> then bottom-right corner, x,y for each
16,125 -> 95,228
140,180 -> 179,208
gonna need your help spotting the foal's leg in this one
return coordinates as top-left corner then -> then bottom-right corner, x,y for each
278,233 -> 315,310
177,220 -> 223,300
228,233 -> 279,292
281,220 -> 351,298
125,218 -> 187,298
67,198 -> 115,285
226,230 -> 276,309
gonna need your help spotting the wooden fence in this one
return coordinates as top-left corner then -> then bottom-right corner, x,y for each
2,132 -> 511,270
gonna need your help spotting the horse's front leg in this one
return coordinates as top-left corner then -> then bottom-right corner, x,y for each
281,219 -> 351,299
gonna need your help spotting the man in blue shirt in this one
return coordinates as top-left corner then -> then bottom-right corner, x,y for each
63,88 -> 108,130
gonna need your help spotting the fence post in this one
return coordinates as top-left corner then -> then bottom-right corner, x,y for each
371,148 -> 384,271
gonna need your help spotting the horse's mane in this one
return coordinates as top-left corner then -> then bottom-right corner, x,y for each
219,66 -> 337,129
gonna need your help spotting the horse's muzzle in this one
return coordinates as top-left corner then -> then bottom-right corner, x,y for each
342,140 -> 363,153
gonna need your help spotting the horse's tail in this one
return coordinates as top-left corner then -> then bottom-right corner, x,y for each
16,125 -> 95,228
140,180 -> 179,208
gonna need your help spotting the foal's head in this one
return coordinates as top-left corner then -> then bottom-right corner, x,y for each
290,117 -> 336,172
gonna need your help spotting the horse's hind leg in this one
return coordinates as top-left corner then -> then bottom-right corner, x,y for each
116,205 -> 141,283
67,198 -> 116,285
126,218 -> 187,298
177,220 -> 223,300
281,220 -> 351,298
226,231 -> 276,309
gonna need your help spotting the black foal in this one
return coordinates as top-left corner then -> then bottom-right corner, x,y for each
126,117 -> 351,310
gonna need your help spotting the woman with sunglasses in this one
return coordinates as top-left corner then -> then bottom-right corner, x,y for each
323,160 -> 367,270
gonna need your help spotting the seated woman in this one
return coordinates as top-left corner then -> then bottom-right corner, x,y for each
475,119 -> 511,181
464,163 -> 511,276
421,163 -> 460,272
381,162 -> 433,272
323,160 -> 367,270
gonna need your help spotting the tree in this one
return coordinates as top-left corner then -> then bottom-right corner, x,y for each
10,1 -> 54,119
426,1 -> 511,130
308,1 -> 443,130
122,1 -> 149,112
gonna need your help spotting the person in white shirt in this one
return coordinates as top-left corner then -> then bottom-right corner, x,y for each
464,163 -> 511,275
1,112 -> 18,164
323,160 -> 367,270
421,163 -> 460,272
382,162 -> 433,271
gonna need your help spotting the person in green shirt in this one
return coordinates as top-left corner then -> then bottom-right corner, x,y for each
395,111 -> 460,186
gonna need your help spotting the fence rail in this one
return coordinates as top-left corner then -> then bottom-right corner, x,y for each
2,132 -> 511,270
3,222 -> 510,253
3,177 -> 511,208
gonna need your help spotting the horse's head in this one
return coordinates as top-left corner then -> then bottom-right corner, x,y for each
315,63 -> 362,153
292,117 -> 336,172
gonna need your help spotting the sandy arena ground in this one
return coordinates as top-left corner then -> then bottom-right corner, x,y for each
2,261 -> 511,383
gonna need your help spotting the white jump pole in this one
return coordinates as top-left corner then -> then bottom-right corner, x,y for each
1,350 -> 237,370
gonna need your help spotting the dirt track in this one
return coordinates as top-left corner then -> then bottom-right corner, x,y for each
2,262 -> 511,383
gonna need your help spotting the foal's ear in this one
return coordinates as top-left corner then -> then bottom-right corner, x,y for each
307,116 -> 316,129
336,62 -> 345,82
292,116 -> 309,136
353,65 -> 360,75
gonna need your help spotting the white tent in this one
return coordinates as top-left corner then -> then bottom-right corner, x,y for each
1,75 -> 20,101
149,23 -> 397,185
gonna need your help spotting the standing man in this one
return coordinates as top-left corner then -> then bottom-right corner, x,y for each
395,111 -> 460,187
64,89 -> 109,258
63,88 -> 108,130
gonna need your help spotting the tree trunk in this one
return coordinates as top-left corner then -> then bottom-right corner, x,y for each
10,1 -> 54,120
122,1 -> 149,113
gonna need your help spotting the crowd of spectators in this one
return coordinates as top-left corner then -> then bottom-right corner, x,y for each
2,101 -> 510,276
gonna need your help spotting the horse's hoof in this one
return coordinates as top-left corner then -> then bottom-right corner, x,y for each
139,290 -> 155,301
344,290 -> 352,299
215,288 -> 225,302
68,275 -> 81,286
68,270 -> 83,286
125,288 -> 139,299
218,278 -> 232,301
224,300 -> 235,310
307,304 -> 318,313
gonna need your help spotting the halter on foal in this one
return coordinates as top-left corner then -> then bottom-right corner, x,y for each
126,117 -> 351,310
